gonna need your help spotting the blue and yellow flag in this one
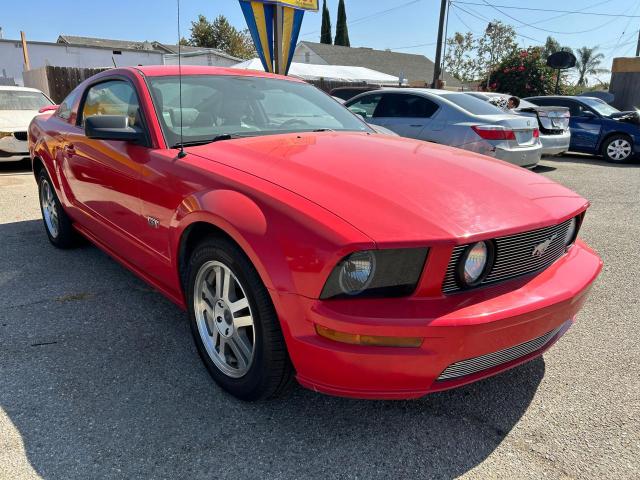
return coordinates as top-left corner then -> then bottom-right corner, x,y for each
239,0 -> 316,75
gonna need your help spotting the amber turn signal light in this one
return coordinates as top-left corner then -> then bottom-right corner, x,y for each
315,324 -> 423,348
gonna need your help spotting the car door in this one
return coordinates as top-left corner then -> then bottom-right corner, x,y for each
370,93 -> 439,139
61,78 -> 151,252
563,100 -> 602,152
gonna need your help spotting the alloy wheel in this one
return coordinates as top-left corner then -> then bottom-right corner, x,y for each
606,139 -> 631,161
40,178 -> 59,238
194,260 -> 255,378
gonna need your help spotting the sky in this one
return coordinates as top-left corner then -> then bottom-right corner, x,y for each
1,0 -> 639,82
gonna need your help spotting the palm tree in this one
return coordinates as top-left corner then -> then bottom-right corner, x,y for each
574,46 -> 607,87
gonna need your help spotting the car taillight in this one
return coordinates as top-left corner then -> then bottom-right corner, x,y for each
471,125 -> 516,141
533,128 -> 540,138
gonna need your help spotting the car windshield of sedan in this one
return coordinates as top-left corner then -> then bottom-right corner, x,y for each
148,75 -> 371,147
580,97 -> 620,117
0,91 -> 52,110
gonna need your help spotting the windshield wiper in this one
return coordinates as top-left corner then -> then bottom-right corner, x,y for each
311,128 -> 335,132
173,133 -> 247,149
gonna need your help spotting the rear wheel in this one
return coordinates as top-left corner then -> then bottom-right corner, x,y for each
37,170 -> 78,248
602,135 -> 633,163
186,237 -> 294,401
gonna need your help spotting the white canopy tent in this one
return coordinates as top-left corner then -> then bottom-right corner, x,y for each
232,58 -> 403,86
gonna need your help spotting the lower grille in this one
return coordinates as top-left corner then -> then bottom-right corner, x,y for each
436,325 -> 563,382
443,218 -> 574,293
13,131 -> 28,141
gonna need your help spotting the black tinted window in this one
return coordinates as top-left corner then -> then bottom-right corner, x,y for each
375,94 -> 439,118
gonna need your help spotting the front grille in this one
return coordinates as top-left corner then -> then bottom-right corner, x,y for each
436,325 -> 563,382
13,131 -> 28,141
442,218 -> 574,294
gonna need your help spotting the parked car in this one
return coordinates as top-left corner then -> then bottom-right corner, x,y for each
467,92 -> 570,156
30,66 -> 601,401
525,95 -> 640,163
345,88 -> 543,168
0,86 -> 54,162
330,85 -> 380,102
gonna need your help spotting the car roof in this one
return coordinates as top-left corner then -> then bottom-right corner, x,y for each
126,65 -> 304,82
0,85 -> 45,93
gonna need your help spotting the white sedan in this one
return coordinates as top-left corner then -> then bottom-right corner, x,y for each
0,86 -> 54,162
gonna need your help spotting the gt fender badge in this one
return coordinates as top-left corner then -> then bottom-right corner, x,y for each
147,216 -> 160,228
532,234 -> 558,258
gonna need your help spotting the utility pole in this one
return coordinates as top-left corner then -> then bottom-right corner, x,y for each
20,31 -> 30,71
432,0 -> 447,88
636,29 -> 640,56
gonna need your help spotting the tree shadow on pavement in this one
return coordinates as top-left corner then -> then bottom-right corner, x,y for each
0,219 -> 544,480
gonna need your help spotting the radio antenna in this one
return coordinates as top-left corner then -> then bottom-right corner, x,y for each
176,0 -> 186,158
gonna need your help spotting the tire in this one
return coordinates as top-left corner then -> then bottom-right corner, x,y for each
37,169 -> 79,248
186,237 -> 294,401
602,134 -> 633,163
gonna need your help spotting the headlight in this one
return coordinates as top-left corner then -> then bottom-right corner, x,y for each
457,241 -> 494,288
564,217 -> 578,246
320,248 -> 428,299
0,131 -> 13,139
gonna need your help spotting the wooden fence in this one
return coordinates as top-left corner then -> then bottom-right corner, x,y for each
23,66 -> 109,103
609,57 -> 640,111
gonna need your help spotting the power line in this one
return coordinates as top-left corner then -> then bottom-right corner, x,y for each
475,0 -> 623,35
299,0 -> 423,37
452,4 -> 545,43
451,1 -> 640,18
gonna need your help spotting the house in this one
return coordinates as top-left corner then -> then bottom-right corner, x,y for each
293,41 -> 461,89
57,35 -> 241,66
0,35 -> 241,86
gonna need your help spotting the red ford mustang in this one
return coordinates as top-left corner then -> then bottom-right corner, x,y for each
29,66 -> 602,401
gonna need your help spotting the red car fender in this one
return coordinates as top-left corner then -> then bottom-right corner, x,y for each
170,190 -> 278,294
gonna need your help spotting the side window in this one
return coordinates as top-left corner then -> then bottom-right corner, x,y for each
56,88 -> 79,121
347,94 -> 382,119
374,94 -> 439,118
80,80 -> 140,128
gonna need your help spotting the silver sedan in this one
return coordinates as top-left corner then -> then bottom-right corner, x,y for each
345,88 -> 543,168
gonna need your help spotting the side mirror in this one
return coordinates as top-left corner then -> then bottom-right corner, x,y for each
85,115 -> 144,143
355,111 -> 368,120
38,105 -> 58,114
581,110 -> 596,118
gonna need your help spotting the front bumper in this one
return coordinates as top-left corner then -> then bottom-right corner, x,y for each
276,240 -> 602,399
540,130 -> 571,156
0,134 -> 29,162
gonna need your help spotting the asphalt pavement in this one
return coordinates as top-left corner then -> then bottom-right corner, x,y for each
0,155 -> 638,479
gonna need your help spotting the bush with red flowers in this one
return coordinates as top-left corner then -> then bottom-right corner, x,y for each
482,47 -> 561,97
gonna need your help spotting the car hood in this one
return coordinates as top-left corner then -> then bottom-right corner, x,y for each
189,132 -> 587,244
0,110 -> 39,130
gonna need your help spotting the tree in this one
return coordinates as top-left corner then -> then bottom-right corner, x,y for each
542,36 -> 573,60
444,32 -> 476,82
484,47 -> 559,96
334,0 -> 350,47
320,0 -> 332,44
188,14 -> 256,59
476,21 -> 518,82
574,46 -> 607,87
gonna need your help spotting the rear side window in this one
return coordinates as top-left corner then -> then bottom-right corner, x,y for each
80,80 -> 141,127
439,93 -> 503,115
347,94 -> 383,119
375,94 -> 439,118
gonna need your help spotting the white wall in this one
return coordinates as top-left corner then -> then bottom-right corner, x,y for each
0,40 -> 164,85
163,53 -> 239,67
292,44 -> 328,65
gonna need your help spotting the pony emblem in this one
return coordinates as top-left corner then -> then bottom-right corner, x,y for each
532,234 -> 558,258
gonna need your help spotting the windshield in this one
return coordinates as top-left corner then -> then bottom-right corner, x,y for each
438,93 -> 505,115
148,75 -> 370,147
580,97 -> 620,117
0,90 -> 52,110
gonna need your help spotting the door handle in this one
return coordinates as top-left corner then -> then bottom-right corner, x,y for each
410,124 -> 424,127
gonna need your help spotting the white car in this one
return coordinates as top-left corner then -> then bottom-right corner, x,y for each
0,86 -> 54,162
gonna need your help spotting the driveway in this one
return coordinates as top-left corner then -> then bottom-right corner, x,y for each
0,155 -> 638,479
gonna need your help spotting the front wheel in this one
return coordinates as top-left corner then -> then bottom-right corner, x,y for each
37,169 -> 79,248
602,135 -> 633,163
186,237 -> 294,401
